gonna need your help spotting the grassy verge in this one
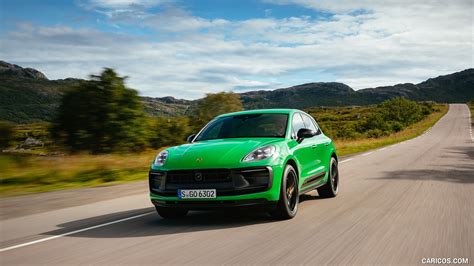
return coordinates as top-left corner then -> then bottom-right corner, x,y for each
0,151 -> 158,197
334,104 -> 448,156
0,104 -> 448,197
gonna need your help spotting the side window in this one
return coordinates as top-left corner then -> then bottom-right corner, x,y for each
291,113 -> 305,139
302,114 -> 318,132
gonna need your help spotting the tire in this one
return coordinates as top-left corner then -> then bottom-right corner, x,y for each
317,157 -> 339,198
270,164 -> 299,220
155,207 -> 188,219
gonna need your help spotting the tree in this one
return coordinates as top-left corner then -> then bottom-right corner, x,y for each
51,69 -> 148,153
0,121 -> 14,149
190,92 -> 244,131
149,116 -> 191,148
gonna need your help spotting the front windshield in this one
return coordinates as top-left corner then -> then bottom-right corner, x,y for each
195,114 -> 288,141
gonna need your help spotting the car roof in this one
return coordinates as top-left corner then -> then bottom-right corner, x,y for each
217,109 -> 303,118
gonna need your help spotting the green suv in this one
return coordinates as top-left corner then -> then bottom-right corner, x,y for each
149,109 -> 339,219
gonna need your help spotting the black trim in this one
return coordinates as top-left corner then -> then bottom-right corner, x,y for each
302,171 -> 326,186
149,166 -> 273,197
299,171 -> 326,195
151,199 -> 277,210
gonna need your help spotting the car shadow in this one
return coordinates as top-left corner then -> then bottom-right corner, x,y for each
371,145 -> 474,184
41,208 -> 278,239
376,166 -> 474,184
448,145 -> 474,160
41,194 -> 324,239
299,192 -> 325,203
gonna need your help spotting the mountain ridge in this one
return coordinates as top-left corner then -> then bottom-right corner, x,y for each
1,60 -> 473,123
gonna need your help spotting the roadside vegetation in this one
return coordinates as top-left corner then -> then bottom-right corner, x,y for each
307,98 -> 447,155
331,105 -> 447,156
0,68 -> 448,197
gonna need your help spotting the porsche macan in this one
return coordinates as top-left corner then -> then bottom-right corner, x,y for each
149,109 -> 339,219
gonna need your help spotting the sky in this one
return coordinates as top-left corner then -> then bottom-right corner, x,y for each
0,0 -> 472,99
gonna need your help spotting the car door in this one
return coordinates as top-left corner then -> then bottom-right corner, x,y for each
290,112 -> 316,181
301,113 -> 328,177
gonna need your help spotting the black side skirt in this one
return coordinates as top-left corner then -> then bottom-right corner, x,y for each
299,171 -> 326,195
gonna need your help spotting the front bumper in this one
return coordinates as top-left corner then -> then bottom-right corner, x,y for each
149,165 -> 283,205
151,198 -> 277,210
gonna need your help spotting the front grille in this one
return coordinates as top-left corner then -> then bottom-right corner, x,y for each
167,169 -> 231,184
149,167 -> 272,196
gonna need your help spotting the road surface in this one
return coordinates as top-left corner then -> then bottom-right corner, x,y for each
1,104 -> 473,265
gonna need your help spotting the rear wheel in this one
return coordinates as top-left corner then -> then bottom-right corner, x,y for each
155,207 -> 188,219
317,157 -> 339,198
270,165 -> 299,220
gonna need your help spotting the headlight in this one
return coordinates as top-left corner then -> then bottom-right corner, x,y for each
153,150 -> 168,166
243,145 -> 276,162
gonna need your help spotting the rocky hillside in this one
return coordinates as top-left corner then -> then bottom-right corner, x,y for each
241,69 -> 474,109
0,60 -> 472,123
0,61 -> 48,80
0,61 -> 82,123
0,61 -> 189,123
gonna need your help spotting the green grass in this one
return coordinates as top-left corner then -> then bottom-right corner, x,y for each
0,151 -> 159,197
0,104 -> 448,197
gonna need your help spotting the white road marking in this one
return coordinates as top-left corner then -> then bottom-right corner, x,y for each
340,158 -> 353,163
379,147 -> 387,151
361,152 -> 373,156
0,212 -> 152,252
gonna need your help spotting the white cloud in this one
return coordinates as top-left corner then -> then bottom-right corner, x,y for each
85,0 -> 165,9
143,8 -> 229,32
79,0 -> 172,19
263,0 -> 472,13
1,0 -> 472,99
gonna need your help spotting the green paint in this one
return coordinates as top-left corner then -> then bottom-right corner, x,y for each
150,109 -> 337,204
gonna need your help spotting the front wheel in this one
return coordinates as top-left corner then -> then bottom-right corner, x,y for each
317,157 -> 339,198
155,207 -> 188,219
270,164 -> 299,220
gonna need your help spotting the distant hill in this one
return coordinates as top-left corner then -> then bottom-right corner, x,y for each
0,60 -> 472,123
0,61 -> 82,123
240,69 -> 474,109
357,69 -> 474,104
0,61 -> 190,123
240,82 -> 359,109
0,61 -> 48,80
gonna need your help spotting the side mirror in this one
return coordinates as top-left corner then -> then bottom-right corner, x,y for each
187,134 -> 196,143
297,128 -> 316,143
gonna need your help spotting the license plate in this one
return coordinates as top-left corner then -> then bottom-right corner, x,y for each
178,189 -> 216,199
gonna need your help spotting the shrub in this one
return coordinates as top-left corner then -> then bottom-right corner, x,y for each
0,121 -> 14,149
391,121 -> 404,132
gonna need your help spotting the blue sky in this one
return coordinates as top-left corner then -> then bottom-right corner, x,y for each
1,0 -> 472,99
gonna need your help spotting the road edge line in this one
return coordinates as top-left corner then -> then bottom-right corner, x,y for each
0,212 -> 152,253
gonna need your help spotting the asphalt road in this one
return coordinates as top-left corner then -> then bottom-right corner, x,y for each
1,104 -> 473,265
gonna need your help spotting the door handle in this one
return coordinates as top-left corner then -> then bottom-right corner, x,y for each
324,142 -> 330,146
311,144 -> 317,149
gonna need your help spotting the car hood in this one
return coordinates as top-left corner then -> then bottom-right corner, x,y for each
163,138 -> 282,169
